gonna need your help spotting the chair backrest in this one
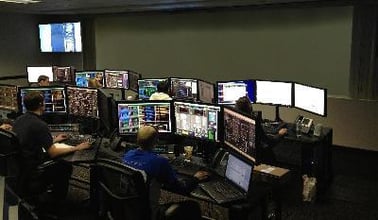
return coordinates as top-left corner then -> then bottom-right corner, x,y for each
91,158 -> 150,220
0,130 -> 20,177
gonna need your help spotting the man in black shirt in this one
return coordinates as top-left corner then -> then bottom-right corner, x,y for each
13,91 -> 91,201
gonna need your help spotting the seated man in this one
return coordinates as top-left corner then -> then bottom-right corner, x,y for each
13,91 -> 91,202
123,126 -> 208,220
0,118 -> 13,131
235,96 -> 287,164
37,75 -> 50,86
149,80 -> 172,100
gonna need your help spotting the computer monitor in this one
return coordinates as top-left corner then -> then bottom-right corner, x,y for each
66,86 -> 98,118
198,80 -> 215,104
170,78 -> 198,101
104,69 -> 129,89
223,107 -> 257,163
174,101 -> 221,142
98,89 -> 116,135
0,84 -> 18,111
75,71 -> 104,88
217,80 -> 256,105
137,78 -> 168,100
128,71 -> 142,92
294,82 -> 327,116
255,80 -> 293,106
117,101 -> 172,135
27,66 -> 53,83
52,66 -> 75,84
19,86 -> 67,114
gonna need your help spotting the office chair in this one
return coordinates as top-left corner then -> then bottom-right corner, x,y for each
0,129 -> 20,178
91,158 -> 150,220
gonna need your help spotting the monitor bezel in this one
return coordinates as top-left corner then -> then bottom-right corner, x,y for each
104,69 -> 129,89
197,79 -> 215,104
255,79 -> 294,107
52,65 -> 75,84
137,77 -> 170,100
169,77 -> 199,101
216,79 -> 256,105
0,84 -> 18,112
26,66 -> 54,83
18,86 -> 67,115
66,85 -> 99,119
74,70 -> 105,88
294,82 -> 327,117
127,70 -> 142,92
173,100 -> 222,142
116,100 -> 174,136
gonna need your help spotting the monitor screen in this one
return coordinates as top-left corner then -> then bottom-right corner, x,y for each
217,80 -> 256,105
117,101 -> 172,134
137,78 -> 168,100
104,69 -> 129,89
170,78 -> 198,101
75,71 -> 104,88
225,154 -> 253,193
27,66 -> 53,83
39,22 -> 82,53
223,107 -> 256,162
66,86 -> 98,118
0,84 -> 18,111
53,66 -> 75,83
19,87 -> 67,114
255,80 -> 292,106
294,83 -> 327,116
198,80 -> 215,104
128,71 -> 142,92
174,101 -> 221,142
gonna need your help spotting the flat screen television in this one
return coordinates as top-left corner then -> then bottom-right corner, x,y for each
0,84 -> 18,111
294,82 -> 327,116
170,77 -> 198,101
66,86 -> 98,118
137,78 -> 168,100
255,80 -> 293,107
19,86 -> 67,114
198,80 -> 215,104
53,66 -> 75,84
104,69 -> 129,89
223,107 -> 257,163
117,101 -> 172,135
174,101 -> 221,142
75,71 -> 104,88
39,22 -> 82,52
217,80 -> 256,105
27,66 -> 54,83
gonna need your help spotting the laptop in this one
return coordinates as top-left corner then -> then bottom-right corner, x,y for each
198,153 -> 254,204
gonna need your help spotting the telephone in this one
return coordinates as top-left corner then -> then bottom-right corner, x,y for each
295,115 -> 313,134
211,148 -> 229,177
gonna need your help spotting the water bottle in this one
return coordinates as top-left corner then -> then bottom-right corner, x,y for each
296,121 -> 302,138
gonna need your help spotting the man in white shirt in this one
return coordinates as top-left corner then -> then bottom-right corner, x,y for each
149,80 -> 172,100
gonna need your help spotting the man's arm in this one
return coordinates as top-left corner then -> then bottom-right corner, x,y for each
47,141 -> 91,158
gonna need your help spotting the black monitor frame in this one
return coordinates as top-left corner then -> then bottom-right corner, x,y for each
169,77 -> 199,101
66,86 -> 99,119
137,78 -> 169,100
216,79 -> 256,105
104,69 -> 129,89
294,82 -> 327,117
116,100 -> 173,136
74,70 -> 105,88
0,84 -> 18,112
18,86 -> 67,115
197,79 -> 215,104
127,70 -> 142,92
52,65 -> 75,84
173,100 -> 222,142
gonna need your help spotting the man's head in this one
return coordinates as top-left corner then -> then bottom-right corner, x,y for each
157,80 -> 169,93
235,96 -> 253,116
37,75 -> 50,86
23,91 -> 44,112
137,126 -> 158,150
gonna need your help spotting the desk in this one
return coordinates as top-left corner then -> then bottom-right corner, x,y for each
273,126 -> 333,194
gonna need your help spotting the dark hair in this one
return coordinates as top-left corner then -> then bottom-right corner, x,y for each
37,75 -> 49,83
235,96 -> 253,116
23,91 -> 44,111
157,80 -> 169,93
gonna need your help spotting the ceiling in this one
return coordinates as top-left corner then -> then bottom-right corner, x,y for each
0,0 -> 356,15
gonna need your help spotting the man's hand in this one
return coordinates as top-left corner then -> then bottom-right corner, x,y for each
194,170 -> 210,181
278,128 -> 288,136
0,124 -> 12,131
54,133 -> 68,143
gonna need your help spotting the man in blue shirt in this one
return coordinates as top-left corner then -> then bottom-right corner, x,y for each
123,126 -> 208,219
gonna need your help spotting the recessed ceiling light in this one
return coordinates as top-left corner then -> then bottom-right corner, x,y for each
0,0 -> 40,4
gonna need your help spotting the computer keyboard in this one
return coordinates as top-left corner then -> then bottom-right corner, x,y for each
170,157 -> 203,176
262,122 -> 287,134
199,181 -> 244,204
63,134 -> 96,146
